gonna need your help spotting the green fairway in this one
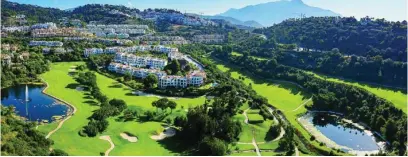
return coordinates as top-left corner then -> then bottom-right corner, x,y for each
214,61 -> 310,112
95,72 -> 206,110
306,71 -> 407,113
38,62 -> 108,155
209,57 -> 347,155
38,62 -> 206,156
229,151 -> 258,156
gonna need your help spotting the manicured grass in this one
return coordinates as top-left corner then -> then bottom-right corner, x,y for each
260,151 -> 281,156
247,109 -> 260,114
38,62 -> 206,156
229,151 -> 258,156
214,61 -> 310,112
247,114 -> 264,122
95,72 -> 206,110
209,57 -> 348,155
306,71 -> 407,113
103,120 -> 176,156
258,140 -> 279,150
38,62 -> 109,155
233,144 -> 256,151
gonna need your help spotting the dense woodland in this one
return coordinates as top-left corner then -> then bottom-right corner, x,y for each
1,106 -> 68,156
255,17 -> 407,62
213,46 -> 407,155
233,35 -> 407,88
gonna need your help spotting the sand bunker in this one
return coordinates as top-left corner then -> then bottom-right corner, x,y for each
150,127 -> 176,140
120,132 -> 138,142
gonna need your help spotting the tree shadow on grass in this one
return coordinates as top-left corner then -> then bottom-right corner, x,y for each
108,83 -> 123,88
65,83 -> 80,89
156,137 -> 196,155
125,93 -> 136,96
83,95 -> 93,99
83,100 -> 99,106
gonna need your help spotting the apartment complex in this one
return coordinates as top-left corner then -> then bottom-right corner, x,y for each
83,45 -> 178,57
192,34 -> 225,44
134,35 -> 189,45
29,41 -> 64,47
114,53 -> 167,69
31,27 -> 87,38
107,62 -> 206,88
31,22 -> 57,30
2,26 -> 30,33
77,24 -> 149,38
108,62 -> 166,79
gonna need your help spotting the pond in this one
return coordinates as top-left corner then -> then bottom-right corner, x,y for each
1,85 -> 69,122
303,112 -> 381,152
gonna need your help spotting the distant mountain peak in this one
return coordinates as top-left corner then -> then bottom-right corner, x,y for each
291,0 -> 304,4
217,0 -> 340,26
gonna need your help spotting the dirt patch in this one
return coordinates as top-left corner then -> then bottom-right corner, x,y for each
120,132 -> 138,142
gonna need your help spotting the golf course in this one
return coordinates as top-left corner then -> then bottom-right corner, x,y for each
37,62 -> 206,156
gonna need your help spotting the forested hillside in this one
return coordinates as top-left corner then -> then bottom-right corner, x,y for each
1,106 -> 68,156
1,0 -> 68,25
255,17 -> 407,62
233,30 -> 407,88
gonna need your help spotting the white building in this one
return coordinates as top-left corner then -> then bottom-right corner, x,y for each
108,62 -> 166,79
114,52 -> 167,69
159,76 -> 188,88
29,41 -> 64,47
31,22 -> 57,30
84,48 -> 104,57
187,70 -> 206,86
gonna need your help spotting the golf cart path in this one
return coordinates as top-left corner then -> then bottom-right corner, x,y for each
42,79 -> 77,139
292,97 -> 313,112
99,135 -> 115,156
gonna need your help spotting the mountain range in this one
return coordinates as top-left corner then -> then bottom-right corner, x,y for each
216,0 -> 340,27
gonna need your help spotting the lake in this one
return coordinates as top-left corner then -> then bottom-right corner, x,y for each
305,112 -> 381,152
1,85 -> 69,122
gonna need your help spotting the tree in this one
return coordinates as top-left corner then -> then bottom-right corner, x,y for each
109,99 -> 127,112
124,71 -> 132,81
164,60 -> 181,75
198,137 -> 227,156
143,74 -> 158,89
167,100 -> 177,113
84,123 -> 98,137
49,149 -> 68,156
123,109 -> 137,120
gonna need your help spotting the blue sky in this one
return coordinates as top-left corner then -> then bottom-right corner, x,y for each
8,0 -> 407,21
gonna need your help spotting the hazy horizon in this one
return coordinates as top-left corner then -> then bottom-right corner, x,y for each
7,0 -> 407,21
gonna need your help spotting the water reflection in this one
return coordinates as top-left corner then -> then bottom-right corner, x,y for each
1,85 -> 69,122
307,113 -> 380,151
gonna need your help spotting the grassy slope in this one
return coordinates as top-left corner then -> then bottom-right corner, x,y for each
232,51 -> 406,113
95,71 -> 207,155
211,58 -> 346,155
95,72 -> 206,110
38,62 -> 206,156
306,71 -> 407,113
38,62 -> 108,155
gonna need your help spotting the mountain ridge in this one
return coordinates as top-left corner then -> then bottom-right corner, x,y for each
217,0 -> 340,26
